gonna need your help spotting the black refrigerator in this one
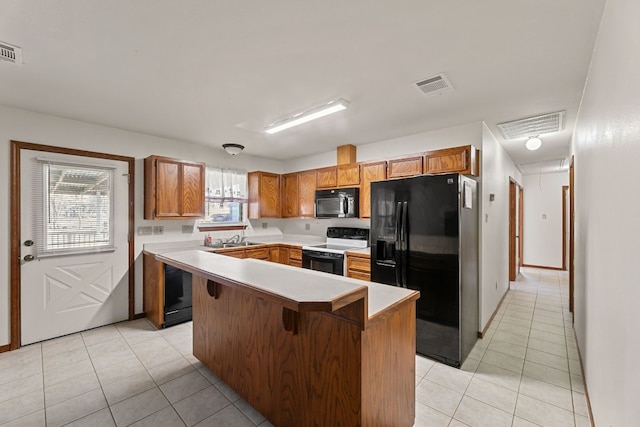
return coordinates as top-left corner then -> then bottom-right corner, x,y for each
371,173 -> 478,367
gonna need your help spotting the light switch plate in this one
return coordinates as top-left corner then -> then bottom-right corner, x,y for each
137,226 -> 152,236
182,225 -> 193,234
153,226 -> 164,235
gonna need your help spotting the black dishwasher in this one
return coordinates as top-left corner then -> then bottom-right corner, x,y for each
163,264 -> 192,327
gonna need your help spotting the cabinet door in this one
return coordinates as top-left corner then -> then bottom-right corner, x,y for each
269,247 -> 281,263
316,167 -> 337,188
359,161 -> 387,219
260,173 -> 281,217
337,164 -> 360,187
246,247 -> 269,260
155,158 -> 182,217
424,145 -> 478,176
298,170 -> 317,217
182,162 -> 205,217
387,156 -> 423,178
282,173 -> 299,218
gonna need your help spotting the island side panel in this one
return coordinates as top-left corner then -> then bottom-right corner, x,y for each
361,299 -> 417,427
192,275 -> 363,426
143,253 -> 164,329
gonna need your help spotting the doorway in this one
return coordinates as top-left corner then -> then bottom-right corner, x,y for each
10,141 -> 135,349
509,179 -> 523,281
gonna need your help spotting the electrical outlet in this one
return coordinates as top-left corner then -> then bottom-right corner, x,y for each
182,225 -> 193,234
262,222 -> 268,229
305,223 -> 311,230
153,226 -> 164,235
137,226 -> 152,236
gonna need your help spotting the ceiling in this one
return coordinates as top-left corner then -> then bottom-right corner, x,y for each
0,1 -> 605,170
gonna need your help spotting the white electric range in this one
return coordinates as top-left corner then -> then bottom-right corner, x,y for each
301,227 -> 369,276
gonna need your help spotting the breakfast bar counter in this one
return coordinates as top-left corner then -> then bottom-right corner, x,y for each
155,249 -> 419,427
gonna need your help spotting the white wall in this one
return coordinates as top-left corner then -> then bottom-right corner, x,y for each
479,124 -> 522,330
522,172 -> 568,268
0,105 -> 283,346
571,0 -> 640,424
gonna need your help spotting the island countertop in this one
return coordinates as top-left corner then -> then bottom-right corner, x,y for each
155,249 -> 418,320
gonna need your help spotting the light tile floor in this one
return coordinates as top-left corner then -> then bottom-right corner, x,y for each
0,267 -> 589,426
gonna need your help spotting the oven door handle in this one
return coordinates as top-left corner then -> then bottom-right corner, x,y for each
303,252 -> 341,260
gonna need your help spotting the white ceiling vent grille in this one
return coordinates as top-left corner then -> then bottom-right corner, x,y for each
414,73 -> 454,96
497,111 -> 565,140
0,41 -> 22,65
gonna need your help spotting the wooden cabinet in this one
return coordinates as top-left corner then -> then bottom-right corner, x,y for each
387,156 -> 423,178
289,247 -> 302,268
282,173 -> 299,218
269,246 -> 289,264
316,167 -> 337,188
359,161 -> 387,219
424,145 -> 478,176
346,252 -> 371,281
248,171 -> 281,218
216,247 -> 246,258
298,170 -> 317,217
144,155 -> 205,220
246,247 -> 269,260
143,253 -> 164,328
337,164 -> 360,186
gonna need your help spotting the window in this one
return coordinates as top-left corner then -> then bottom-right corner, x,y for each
203,167 -> 248,224
35,160 -> 115,256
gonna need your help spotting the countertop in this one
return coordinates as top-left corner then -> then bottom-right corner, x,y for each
154,249 -> 417,320
143,235 -> 326,256
345,247 -> 370,256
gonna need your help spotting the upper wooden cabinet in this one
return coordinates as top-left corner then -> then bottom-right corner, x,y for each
359,161 -> 387,219
316,167 -> 337,188
337,164 -> 360,187
387,156 -> 424,178
298,170 -> 317,217
249,171 -> 281,218
424,145 -> 478,176
144,155 -> 205,220
282,173 -> 299,218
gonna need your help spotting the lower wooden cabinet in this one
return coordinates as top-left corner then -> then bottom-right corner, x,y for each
289,248 -> 302,267
246,247 -> 269,260
346,252 -> 371,281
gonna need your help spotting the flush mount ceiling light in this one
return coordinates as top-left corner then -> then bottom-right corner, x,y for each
525,136 -> 542,151
264,98 -> 349,134
222,143 -> 244,155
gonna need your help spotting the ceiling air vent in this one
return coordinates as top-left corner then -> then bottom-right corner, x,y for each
414,73 -> 454,96
497,111 -> 565,140
0,41 -> 22,65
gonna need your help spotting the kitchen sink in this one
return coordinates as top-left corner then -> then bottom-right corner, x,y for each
204,241 -> 262,249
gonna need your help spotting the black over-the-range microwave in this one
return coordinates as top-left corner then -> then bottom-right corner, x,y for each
314,187 -> 359,218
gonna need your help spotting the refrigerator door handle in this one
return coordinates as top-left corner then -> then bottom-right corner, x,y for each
395,201 -> 403,287
401,201 -> 408,288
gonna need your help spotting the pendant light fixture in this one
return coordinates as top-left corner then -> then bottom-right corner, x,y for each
222,143 -> 244,155
525,136 -> 542,151
264,98 -> 349,134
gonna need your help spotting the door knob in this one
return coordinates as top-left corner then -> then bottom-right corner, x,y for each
24,240 -> 34,246
23,255 -> 35,262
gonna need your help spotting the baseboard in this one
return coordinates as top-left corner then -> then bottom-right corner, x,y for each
572,328 -> 596,426
0,344 -> 10,353
478,288 -> 509,339
133,312 -> 146,320
522,264 -> 565,271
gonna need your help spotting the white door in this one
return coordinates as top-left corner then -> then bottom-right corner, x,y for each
20,149 -> 130,345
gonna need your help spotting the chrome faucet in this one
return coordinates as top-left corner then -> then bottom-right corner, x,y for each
225,234 -> 241,244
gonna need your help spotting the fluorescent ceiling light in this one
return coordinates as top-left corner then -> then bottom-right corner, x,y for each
264,99 -> 349,134
525,136 -> 542,151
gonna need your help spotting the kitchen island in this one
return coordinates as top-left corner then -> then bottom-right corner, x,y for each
155,249 -> 419,427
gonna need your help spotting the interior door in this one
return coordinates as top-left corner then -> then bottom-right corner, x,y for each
19,149 -> 130,345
